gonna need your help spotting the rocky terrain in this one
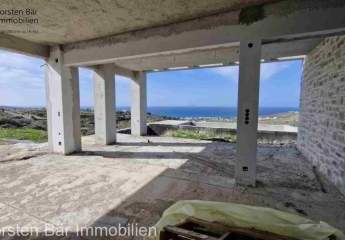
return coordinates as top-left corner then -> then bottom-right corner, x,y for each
0,107 -> 175,136
0,107 -> 299,144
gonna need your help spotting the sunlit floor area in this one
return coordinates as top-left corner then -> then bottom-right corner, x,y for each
0,134 -> 344,238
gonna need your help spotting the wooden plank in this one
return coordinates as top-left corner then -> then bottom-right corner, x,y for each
163,226 -> 219,240
187,217 -> 299,240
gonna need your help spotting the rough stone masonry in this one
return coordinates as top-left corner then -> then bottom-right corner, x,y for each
298,35 -> 345,196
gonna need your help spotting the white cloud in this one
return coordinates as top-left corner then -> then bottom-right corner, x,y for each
260,62 -> 291,81
0,50 -> 45,106
210,61 -> 292,81
210,66 -> 239,80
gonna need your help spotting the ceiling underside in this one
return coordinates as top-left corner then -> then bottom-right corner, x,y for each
0,0 -> 278,45
0,0 -> 344,71
113,38 -> 321,71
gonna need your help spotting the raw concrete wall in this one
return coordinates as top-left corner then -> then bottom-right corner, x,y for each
298,36 -> 345,195
149,123 -> 297,144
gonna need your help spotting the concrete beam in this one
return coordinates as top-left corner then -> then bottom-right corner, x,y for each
235,40 -> 261,187
131,72 -> 147,136
115,46 -> 239,71
113,64 -> 135,79
45,46 -> 81,154
0,34 -> 49,58
113,38 -> 319,71
262,38 -> 320,60
93,64 -> 116,145
63,1 -> 345,66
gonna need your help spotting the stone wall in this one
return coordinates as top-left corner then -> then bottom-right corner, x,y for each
298,36 -> 345,195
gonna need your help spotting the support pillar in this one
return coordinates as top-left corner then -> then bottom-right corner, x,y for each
235,40 -> 261,186
45,46 -> 81,154
93,64 -> 116,145
131,71 -> 147,136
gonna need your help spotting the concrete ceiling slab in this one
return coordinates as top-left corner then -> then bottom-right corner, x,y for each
113,38 -> 321,71
0,0 -> 277,45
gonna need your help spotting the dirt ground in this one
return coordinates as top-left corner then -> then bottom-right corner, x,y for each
0,134 -> 344,239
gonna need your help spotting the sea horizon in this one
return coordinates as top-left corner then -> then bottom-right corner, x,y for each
114,106 -> 299,119
143,106 -> 298,119
1,105 -> 299,119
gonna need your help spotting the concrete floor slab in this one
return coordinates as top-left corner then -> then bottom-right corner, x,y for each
0,134 -> 344,239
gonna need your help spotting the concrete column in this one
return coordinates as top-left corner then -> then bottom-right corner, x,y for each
93,64 -> 116,145
131,71 -> 147,136
45,46 -> 81,154
235,40 -> 261,187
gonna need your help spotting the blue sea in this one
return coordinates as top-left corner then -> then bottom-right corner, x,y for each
117,106 -> 298,119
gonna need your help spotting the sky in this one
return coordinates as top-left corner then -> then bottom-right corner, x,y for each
0,50 -> 303,108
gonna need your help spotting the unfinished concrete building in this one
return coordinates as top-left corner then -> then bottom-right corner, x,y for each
0,0 -> 345,235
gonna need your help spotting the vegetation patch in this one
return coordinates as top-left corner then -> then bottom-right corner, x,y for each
0,128 -> 47,143
168,129 -> 236,143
